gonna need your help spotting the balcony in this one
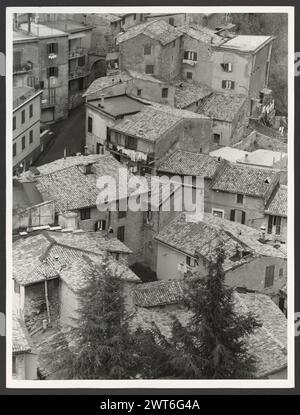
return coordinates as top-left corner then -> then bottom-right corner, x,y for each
68,47 -> 86,60
182,59 -> 197,66
69,68 -> 90,80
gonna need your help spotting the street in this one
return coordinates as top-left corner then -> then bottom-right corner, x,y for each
36,104 -> 86,166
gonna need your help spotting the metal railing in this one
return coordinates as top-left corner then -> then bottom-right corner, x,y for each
68,47 -> 86,59
68,68 -> 90,80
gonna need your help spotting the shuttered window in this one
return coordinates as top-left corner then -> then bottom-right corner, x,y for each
47,43 -> 58,54
264,265 -> 275,288
47,67 -> 58,77
117,226 -> 125,242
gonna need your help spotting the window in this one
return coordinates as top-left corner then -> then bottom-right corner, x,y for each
29,130 -> 33,144
125,135 -> 137,150
29,104 -> 33,118
236,194 -> 244,204
186,256 -> 196,267
186,72 -> 193,80
173,40 -> 176,47
230,209 -> 246,224
133,14 -> 137,20
13,116 -> 16,130
88,116 -> 93,133
137,89 -> 142,96
212,209 -> 224,219
47,42 -> 58,54
78,56 -> 86,67
222,80 -> 235,90
145,65 -> 154,74
117,225 -> 125,242
21,110 -> 25,124
144,44 -> 151,55
13,143 -> 16,157
21,136 -> 25,150
267,215 -> 282,235
40,81 -> 45,89
13,51 -> 21,70
169,17 -> 175,26
80,207 -> 91,221
213,133 -> 220,145
47,67 -> 58,77
162,88 -> 168,98
279,268 -> 284,278
115,132 -> 122,145
264,265 -> 275,288
49,88 -> 56,105
95,219 -> 106,231
221,62 -> 233,72
184,51 -> 197,61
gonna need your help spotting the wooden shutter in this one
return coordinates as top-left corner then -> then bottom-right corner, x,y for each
265,265 -> 275,288
275,216 -> 282,235
241,211 -> 246,224
267,215 -> 273,233
230,209 -> 235,221
193,52 -> 197,61
184,51 -> 189,60
230,81 -> 235,90
222,80 -> 226,89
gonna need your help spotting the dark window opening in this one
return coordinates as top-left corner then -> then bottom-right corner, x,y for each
80,207 -> 91,221
47,67 -> 58,77
213,133 -> 220,145
117,225 -> 125,242
186,72 -> 193,80
145,65 -> 154,74
29,104 -> 33,118
144,44 -> 151,55
29,130 -> 33,144
21,110 -> 25,124
47,43 -> 58,54
264,265 -> 275,288
13,116 -> 16,130
237,194 -> 244,204
125,136 -> 137,150
13,143 -> 16,157
88,116 -> 93,133
162,88 -> 168,98
169,17 -> 175,26
22,136 -> 26,150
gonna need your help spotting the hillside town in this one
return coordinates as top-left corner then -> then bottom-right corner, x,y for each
12,12 -> 288,381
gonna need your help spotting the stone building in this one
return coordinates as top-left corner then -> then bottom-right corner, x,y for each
154,212 -> 287,303
116,19 -> 183,82
264,185 -> 287,243
13,86 -> 43,172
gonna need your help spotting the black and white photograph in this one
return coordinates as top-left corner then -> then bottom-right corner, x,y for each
6,6 -> 294,388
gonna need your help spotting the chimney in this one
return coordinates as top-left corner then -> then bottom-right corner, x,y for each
259,225 -> 266,242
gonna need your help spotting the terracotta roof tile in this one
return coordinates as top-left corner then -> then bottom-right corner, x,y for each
198,92 -> 247,122
134,280 -> 185,307
265,185 -> 287,217
157,149 -> 221,178
13,315 -> 35,353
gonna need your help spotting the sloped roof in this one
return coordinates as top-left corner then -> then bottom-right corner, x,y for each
220,35 -> 273,53
116,19 -> 182,46
211,161 -> 279,200
131,289 -> 287,378
198,92 -> 247,122
111,106 -> 182,142
157,149 -> 221,179
265,185 -> 287,217
179,23 -> 227,46
173,79 -> 212,109
13,315 -> 35,354
13,230 -> 136,286
134,280 -> 185,307
83,72 -> 132,97
155,212 -> 286,266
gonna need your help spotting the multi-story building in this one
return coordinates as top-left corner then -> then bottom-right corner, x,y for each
13,86 -> 43,173
117,19 -> 183,82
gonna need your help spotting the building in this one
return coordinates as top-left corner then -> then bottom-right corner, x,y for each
13,86 -> 43,172
209,161 -> 280,227
107,104 -> 211,174
116,19 -> 183,81
19,154 -> 148,261
85,93 -> 146,154
264,185 -> 287,242
157,149 -> 222,210
197,92 -> 248,147
131,282 -> 287,379
13,315 -> 38,380
13,230 -> 139,333
154,212 -> 286,301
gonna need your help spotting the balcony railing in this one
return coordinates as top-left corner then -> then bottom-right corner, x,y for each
68,47 -> 86,59
69,68 -> 90,80
13,63 -> 33,75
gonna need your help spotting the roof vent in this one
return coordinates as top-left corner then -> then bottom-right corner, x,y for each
264,177 -> 271,184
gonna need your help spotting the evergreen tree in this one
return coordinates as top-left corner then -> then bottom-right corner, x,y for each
163,241 -> 261,379
64,254 -> 142,379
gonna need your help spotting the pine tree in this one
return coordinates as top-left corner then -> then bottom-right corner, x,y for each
163,241 -> 261,379
65,254 -> 141,379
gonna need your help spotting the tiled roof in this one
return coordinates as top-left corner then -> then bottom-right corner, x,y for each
249,119 -> 286,140
148,101 -> 209,120
198,92 -> 247,122
179,24 -> 227,46
134,280 -> 185,307
265,185 -> 287,217
211,161 -> 279,200
13,315 -> 35,354
83,72 -> 132,97
111,106 -> 182,142
173,79 -> 212,109
157,149 -> 221,178
117,19 -> 182,46
13,230 -> 136,286
155,213 -> 286,268
32,154 -> 147,212
130,289 -> 287,378
127,69 -> 164,84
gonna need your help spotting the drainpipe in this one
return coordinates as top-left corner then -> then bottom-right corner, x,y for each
44,280 -> 51,325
